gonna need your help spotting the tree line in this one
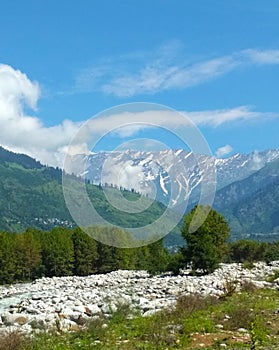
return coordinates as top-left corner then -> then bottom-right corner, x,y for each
1,206 -> 279,285
172,205 -> 279,274
0,226 -> 169,285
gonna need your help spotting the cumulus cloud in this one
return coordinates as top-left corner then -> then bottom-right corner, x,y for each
215,145 -> 233,158
0,64 -> 277,168
0,64 -> 82,166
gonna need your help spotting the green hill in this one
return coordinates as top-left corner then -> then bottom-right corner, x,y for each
0,147 -> 183,246
214,158 -> 279,239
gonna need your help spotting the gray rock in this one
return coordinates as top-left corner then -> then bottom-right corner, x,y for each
1,313 -> 29,326
86,304 -> 101,315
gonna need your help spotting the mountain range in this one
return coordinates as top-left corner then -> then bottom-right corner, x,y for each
1,146 -> 279,243
70,148 -> 279,240
0,146 -> 180,246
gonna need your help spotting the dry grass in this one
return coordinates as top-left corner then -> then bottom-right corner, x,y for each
0,330 -> 31,350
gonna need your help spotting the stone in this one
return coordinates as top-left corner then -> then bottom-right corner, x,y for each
237,328 -> 248,333
215,324 -> 224,329
14,316 -> 29,325
1,313 -> 29,326
73,305 -> 85,313
29,319 -> 46,330
86,304 -> 101,315
0,262 -> 279,334
75,316 -> 88,326
143,309 -> 157,317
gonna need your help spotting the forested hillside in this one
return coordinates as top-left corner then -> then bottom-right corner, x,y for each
0,147 -> 182,246
214,158 -> 279,239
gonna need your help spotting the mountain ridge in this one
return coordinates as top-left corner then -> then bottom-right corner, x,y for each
72,148 -> 279,207
0,147 -> 182,246
1,146 -> 279,243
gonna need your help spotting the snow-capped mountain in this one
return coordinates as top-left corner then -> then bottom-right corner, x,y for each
68,149 -> 279,210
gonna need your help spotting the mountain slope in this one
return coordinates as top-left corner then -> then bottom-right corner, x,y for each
1,146 -> 279,244
0,147 -> 182,246
76,148 -> 279,241
73,149 -> 279,208
214,158 -> 279,238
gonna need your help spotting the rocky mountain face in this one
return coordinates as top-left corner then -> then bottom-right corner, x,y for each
0,147 -> 171,239
72,148 -> 279,238
75,148 -> 279,202
1,145 -> 279,240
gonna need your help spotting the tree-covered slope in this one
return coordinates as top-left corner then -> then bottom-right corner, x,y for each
0,147 -> 182,246
0,160 -> 72,231
214,158 -> 279,238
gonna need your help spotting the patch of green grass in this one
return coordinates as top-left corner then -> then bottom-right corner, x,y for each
1,288 -> 279,350
183,310 -> 216,334
242,261 -> 255,270
266,269 -> 279,282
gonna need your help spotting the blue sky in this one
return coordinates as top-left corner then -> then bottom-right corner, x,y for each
0,0 -> 279,166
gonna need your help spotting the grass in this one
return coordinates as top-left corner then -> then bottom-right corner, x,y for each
266,269 -> 279,283
1,287 -> 279,349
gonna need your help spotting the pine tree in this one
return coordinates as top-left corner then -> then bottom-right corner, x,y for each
14,230 -> 42,281
72,228 -> 98,275
0,232 -> 17,284
41,228 -> 74,277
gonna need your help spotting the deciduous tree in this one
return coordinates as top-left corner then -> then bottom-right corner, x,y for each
181,205 -> 230,274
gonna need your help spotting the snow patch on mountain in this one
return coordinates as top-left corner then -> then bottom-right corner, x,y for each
69,149 -> 279,208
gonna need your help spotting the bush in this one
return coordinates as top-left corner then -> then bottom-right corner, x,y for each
229,240 -> 267,263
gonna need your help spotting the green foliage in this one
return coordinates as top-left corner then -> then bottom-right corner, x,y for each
41,228 -> 74,277
228,240 -> 267,263
0,149 -> 182,248
166,251 -> 185,275
0,232 -> 17,284
183,310 -> 215,334
181,205 -> 230,274
250,316 -> 269,349
72,228 -> 98,275
0,227 -> 173,284
242,261 -> 255,270
264,241 -> 279,262
14,230 -> 42,281
266,269 -> 279,283
144,239 -> 169,275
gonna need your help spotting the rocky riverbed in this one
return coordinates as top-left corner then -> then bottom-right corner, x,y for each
1,262 -> 279,335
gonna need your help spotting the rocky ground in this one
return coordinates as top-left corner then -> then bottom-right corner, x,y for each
1,262 -> 279,335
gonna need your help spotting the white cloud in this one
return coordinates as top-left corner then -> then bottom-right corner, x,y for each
215,145 -> 233,158
0,64 -> 277,168
244,49 -> 279,64
75,46 -> 279,98
0,64 -> 82,166
184,106 -> 277,127
101,56 -> 239,97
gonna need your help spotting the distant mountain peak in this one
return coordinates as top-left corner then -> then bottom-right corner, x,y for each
69,148 -> 279,211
